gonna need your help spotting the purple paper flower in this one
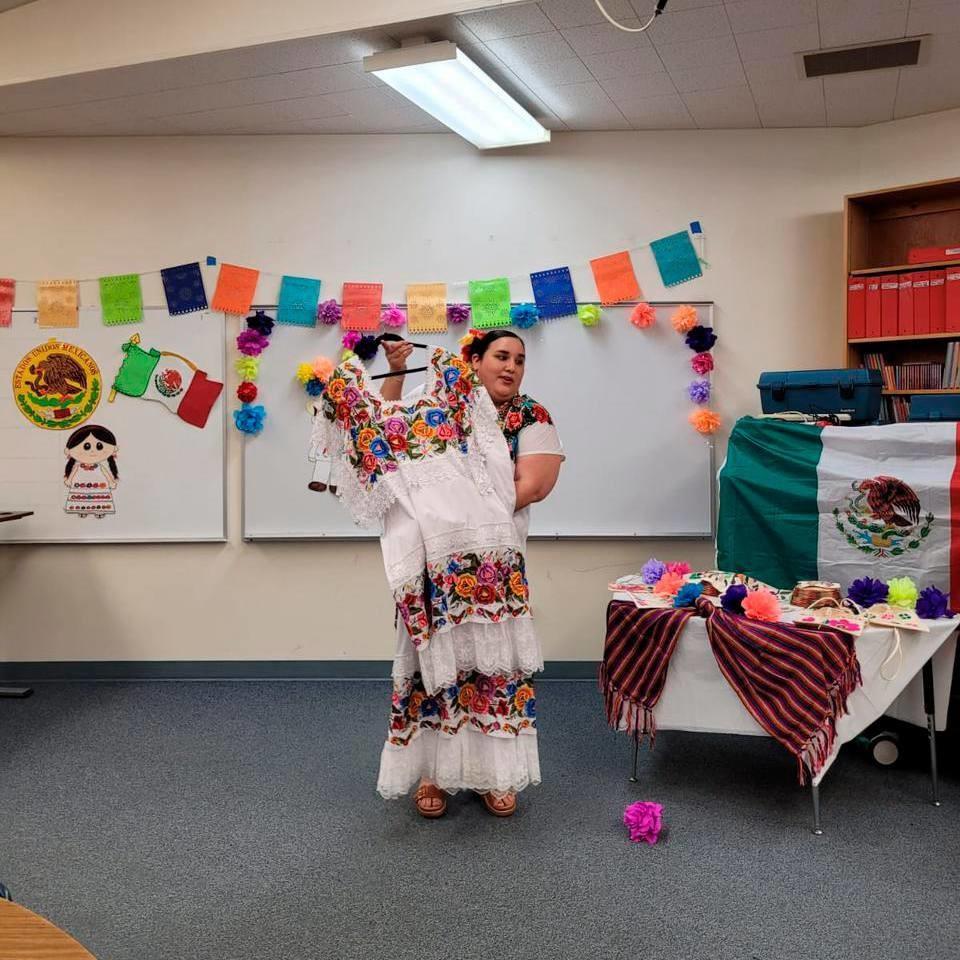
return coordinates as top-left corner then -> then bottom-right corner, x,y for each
721,583 -> 748,614
246,312 -> 274,337
623,801 -> 663,845
688,379 -> 711,404
641,557 -> 667,585
317,299 -> 342,325
447,303 -> 471,325
236,329 -> 270,357
685,325 -> 717,353
847,576 -> 889,609
917,585 -> 951,620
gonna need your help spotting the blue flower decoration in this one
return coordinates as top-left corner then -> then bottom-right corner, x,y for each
425,408 -> 446,427
233,403 -> 266,435
510,302 -> 540,329
524,699 -> 536,718
305,378 -> 324,396
420,698 -> 439,717
506,683 -> 517,696
847,576 -> 888,608
370,437 -> 390,459
674,582 -> 703,608
443,367 -> 461,387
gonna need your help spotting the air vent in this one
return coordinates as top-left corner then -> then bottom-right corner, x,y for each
801,37 -> 924,78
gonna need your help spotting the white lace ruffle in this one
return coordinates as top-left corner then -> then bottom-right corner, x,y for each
376,724 -> 540,799
465,385 -> 504,497
392,615 -> 543,693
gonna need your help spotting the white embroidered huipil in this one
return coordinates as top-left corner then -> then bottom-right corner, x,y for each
312,349 -> 542,798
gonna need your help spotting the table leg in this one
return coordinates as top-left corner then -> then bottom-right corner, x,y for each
811,783 -> 823,836
922,659 -> 941,808
628,737 -> 639,783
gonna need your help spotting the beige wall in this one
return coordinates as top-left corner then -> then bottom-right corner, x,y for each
1,113 -> 958,664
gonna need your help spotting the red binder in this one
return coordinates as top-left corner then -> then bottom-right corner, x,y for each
880,278 -> 899,337
930,270 -> 946,334
897,274 -> 914,335
847,275 -> 866,339
947,269 -> 960,334
913,271 -> 930,335
865,277 -> 881,338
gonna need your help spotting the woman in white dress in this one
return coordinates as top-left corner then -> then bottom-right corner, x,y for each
381,329 -> 564,816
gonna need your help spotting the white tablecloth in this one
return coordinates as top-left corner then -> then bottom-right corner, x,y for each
610,593 -> 958,785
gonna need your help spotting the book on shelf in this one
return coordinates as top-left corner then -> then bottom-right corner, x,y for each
879,395 -> 912,424
862,348 -> 960,390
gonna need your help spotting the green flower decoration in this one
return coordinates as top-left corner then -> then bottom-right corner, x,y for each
235,356 -> 260,381
578,304 -> 601,327
887,576 -> 919,609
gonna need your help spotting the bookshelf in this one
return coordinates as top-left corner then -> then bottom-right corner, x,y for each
845,177 -> 960,422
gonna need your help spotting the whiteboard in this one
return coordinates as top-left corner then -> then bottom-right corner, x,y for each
0,310 -> 226,543
242,303 -> 715,540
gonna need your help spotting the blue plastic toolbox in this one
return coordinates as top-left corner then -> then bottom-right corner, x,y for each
909,395 -> 960,421
757,368 -> 882,422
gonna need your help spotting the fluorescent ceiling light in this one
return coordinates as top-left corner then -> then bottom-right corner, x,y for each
364,40 -> 550,150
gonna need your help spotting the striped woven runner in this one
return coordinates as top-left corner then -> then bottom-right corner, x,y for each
600,599 -> 862,782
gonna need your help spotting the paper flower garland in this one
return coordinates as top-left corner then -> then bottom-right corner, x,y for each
674,582 -> 703,608
847,576 -> 889,608
233,403 -> 266,435
342,331 -> 361,351
688,379 -> 711,404
630,302 -> 656,329
312,356 -> 335,382
623,801 -> 663,845
641,557 -> 667,584
447,303 -> 471,325
296,354 -> 336,401
721,583 -> 747,614
887,577 -> 919,609
742,589 -> 780,622
689,409 -> 721,434
671,305 -> 698,333
685,325 -> 717,353
691,352 -> 714,375
355,335 -> 380,361
510,302 -> 540,329
317,299 -> 342,325
233,313 -> 274,434
578,304 -> 601,327
917,586 -> 951,619
381,303 -> 406,329
653,572 -> 684,597
666,561 -> 692,576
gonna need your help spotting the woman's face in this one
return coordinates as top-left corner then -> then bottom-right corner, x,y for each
471,337 -> 525,404
66,435 -> 116,465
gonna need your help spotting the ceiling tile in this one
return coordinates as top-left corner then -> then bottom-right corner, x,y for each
505,55 -> 595,89
668,59 -> 747,92
683,85 -> 760,127
643,4 -> 730,45
540,0 -> 634,29
894,35 -> 960,118
817,0 -> 909,48
484,31 -> 577,68
458,3 -> 555,40
735,22 -> 820,62
752,79 -> 825,126
581,45 -> 666,80
599,71 -> 679,101
724,0 -> 817,34
619,92 -> 696,128
561,19 -> 656,56
533,79 -> 632,126
653,32 -> 741,71
742,55 -> 805,87
825,67 -> 898,125
906,0 -> 960,35
637,0 -> 724,8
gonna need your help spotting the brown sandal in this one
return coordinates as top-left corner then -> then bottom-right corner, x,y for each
414,782 -> 447,818
482,791 -> 517,817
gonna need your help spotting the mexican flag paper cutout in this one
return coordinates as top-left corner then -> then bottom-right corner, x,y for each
110,334 -> 222,428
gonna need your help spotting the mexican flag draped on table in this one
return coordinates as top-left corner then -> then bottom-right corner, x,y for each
717,417 -> 958,599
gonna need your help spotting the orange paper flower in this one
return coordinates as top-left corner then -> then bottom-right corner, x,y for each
630,302 -> 656,329
311,355 -> 335,381
671,304 -> 698,333
742,589 -> 781,622
653,572 -> 684,597
689,409 -> 721,434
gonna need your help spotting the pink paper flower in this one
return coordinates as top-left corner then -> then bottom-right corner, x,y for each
742,589 -> 781,622
623,801 -> 663,844
666,561 -> 692,576
691,352 -> 714,375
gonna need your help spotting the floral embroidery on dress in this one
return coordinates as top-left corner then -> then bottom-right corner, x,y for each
395,548 -> 530,647
388,669 -> 537,746
321,350 -> 479,488
496,394 -> 554,462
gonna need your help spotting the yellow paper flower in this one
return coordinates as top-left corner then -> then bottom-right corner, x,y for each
295,362 -> 314,384
341,349 -> 356,361
235,357 -> 259,381
578,304 -> 601,327
887,576 -> 918,609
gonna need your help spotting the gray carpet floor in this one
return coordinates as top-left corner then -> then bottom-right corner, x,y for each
1,680 -> 958,960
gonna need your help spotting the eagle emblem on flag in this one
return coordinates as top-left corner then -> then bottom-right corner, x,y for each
833,476 -> 934,558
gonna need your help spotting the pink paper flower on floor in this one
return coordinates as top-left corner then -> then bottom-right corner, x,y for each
653,572 -> 684,597
742,589 -> 781,622
624,801 -> 663,845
